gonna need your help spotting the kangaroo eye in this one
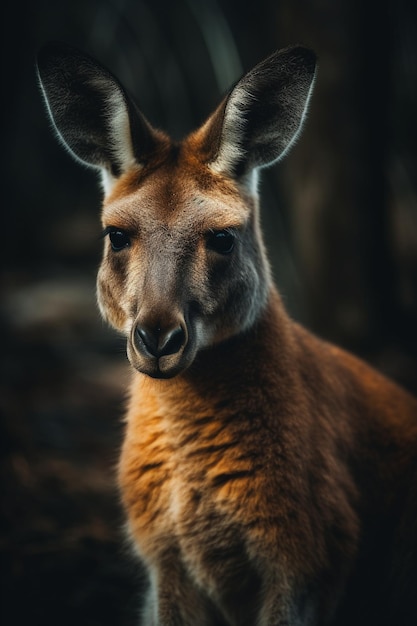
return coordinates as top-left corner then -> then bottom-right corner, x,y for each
206,230 -> 235,255
108,229 -> 130,251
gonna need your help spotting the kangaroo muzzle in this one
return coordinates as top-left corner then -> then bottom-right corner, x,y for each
128,310 -> 192,378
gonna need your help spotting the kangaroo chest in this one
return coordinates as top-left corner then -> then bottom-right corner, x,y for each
118,378 -> 292,585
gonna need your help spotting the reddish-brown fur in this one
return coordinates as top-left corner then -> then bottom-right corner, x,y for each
119,282 -> 417,625
37,43 -> 417,625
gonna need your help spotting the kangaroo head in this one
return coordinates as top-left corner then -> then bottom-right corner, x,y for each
37,42 -> 316,378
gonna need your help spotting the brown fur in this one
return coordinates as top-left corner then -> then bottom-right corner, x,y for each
37,43 -> 417,625
119,285 -> 417,625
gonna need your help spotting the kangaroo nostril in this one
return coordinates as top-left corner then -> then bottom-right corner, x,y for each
135,326 -> 159,357
160,326 -> 186,357
135,324 -> 186,358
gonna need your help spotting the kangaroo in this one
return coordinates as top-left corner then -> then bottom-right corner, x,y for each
37,42 -> 417,626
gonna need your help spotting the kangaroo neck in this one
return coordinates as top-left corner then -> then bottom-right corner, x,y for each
140,287 -> 297,408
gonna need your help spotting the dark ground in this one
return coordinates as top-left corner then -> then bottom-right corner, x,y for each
1,272 -> 144,625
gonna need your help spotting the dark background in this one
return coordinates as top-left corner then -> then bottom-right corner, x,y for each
2,1 -> 417,624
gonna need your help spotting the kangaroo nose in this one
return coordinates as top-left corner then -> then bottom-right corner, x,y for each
135,323 -> 186,358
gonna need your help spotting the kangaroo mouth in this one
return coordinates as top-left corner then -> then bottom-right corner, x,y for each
130,353 -> 187,379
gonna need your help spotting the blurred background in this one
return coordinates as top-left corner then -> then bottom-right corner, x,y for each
1,0 -> 417,624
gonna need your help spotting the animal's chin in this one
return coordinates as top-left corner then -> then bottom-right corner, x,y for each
127,344 -> 194,379
133,361 -> 185,379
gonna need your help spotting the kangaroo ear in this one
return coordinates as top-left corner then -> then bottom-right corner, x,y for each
37,42 -> 162,192
196,46 -> 316,181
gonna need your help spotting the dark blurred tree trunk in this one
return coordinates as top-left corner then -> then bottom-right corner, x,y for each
273,1 -> 417,388
348,1 -> 397,347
